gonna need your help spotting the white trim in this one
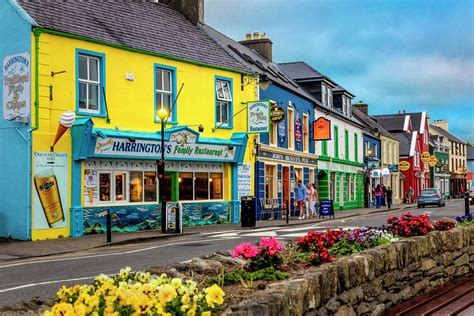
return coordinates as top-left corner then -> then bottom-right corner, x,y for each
409,131 -> 418,157
419,111 -> 426,134
403,115 -> 410,132
9,0 -> 38,26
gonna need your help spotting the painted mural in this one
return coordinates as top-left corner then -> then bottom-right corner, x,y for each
83,202 -> 231,234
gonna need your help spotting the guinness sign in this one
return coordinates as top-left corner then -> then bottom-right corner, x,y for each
270,106 -> 285,123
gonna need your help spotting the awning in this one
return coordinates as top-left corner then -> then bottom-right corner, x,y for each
71,117 -> 248,163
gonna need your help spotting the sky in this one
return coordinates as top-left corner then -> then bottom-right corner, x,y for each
205,0 -> 474,142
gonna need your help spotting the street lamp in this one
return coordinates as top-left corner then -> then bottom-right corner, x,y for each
157,108 -> 169,233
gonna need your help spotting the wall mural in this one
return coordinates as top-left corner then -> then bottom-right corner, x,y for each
83,202 -> 231,234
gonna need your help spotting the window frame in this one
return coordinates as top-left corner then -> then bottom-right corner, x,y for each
334,125 -> 339,158
288,107 -> 295,149
76,49 -> 106,117
264,164 -> 277,201
178,171 -> 225,202
303,113 -> 309,153
354,133 -> 358,162
154,64 -> 178,124
269,101 -> 277,146
214,76 -> 233,129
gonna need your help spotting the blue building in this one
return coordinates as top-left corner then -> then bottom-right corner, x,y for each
203,28 -> 318,218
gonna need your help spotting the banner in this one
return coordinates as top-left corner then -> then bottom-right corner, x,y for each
313,117 -> 331,140
247,101 -> 270,133
33,152 -> 69,229
3,53 -> 30,121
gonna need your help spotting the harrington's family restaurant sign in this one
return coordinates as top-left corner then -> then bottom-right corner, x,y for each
94,130 -> 235,161
247,101 -> 270,133
3,52 -> 31,121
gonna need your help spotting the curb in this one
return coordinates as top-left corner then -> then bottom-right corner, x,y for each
93,231 -> 198,248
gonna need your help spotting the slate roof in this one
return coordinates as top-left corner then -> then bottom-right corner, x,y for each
200,24 -> 315,102
17,0 -> 247,72
393,132 -> 412,157
467,146 -> 474,160
373,112 -> 425,133
351,107 -> 396,140
372,115 -> 408,133
430,125 -> 465,144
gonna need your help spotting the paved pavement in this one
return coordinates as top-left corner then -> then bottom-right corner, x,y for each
0,199 -> 467,307
0,203 -> 416,260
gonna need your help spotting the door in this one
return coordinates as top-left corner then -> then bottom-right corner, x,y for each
282,167 -> 290,214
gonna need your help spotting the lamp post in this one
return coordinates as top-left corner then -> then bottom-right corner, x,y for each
157,108 -> 169,233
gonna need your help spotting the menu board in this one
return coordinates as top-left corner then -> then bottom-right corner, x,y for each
319,200 -> 335,218
238,163 -> 252,199
84,169 -> 99,205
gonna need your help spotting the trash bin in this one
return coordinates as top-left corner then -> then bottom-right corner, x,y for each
241,196 -> 256,227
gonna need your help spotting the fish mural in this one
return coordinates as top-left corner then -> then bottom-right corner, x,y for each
83,202 -> 231,235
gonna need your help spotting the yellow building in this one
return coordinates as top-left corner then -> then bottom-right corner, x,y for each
1,0 -> 257,240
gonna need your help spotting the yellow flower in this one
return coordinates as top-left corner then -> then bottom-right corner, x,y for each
139,283 -> 155,297
51,302 -> 75,316
181,294 -> 191,306
73,304 -> 87,316
202,312 -> 211,316
186,308 -> 196,316
205,284 -> 225,308
119,267 -> 131,279
157,284 -> 177,304
171,278 -> 182,289
132,294 -> 153,314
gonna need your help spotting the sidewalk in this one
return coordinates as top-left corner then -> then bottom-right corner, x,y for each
0,203 -> 420,261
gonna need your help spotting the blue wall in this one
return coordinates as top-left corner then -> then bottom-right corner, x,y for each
0,1 -> 32,239
363,134 -> 381,163
259,84 -> 315,154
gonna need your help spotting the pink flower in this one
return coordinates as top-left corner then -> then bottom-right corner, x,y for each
259,237 -> 283,256
232,242 -> 261,259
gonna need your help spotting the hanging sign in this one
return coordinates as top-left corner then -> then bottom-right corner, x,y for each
399,161 -> 410,171
428,155 -> 437,167
295,113 -> 302,144
371,169 -> 382,178
388,164 -> 399,172
3,53 -> 31,121
278,120 -> 286,145
313,117 -> 331,140
270,106 -> 285,123
421,152 -> 430,163
381,168 -> 390,177
247,101 -> 270,133
33,152 -> 69,229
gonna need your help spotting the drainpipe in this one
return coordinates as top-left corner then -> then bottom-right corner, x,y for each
25,28 -> 42,239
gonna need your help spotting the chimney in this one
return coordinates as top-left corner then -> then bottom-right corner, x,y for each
353,101 -> 368,115
159,0 -> 204,25
432,119 -> 449,131
239,32 -> 273,61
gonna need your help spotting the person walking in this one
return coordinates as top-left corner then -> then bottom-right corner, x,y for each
305,183 -> 315,218
386,186 -> 393,209
407,186 -> 414,204
312,183 -> 319,217
375,184 -> 383,209
295,179 -> 307,219
381,184 -> 387,206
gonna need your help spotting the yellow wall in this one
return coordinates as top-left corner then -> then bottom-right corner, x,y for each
30,32 -> 257,240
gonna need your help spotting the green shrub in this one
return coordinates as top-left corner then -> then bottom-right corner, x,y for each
208,267 -> 288,286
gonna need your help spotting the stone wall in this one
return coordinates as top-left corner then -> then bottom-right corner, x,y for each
224,225 -> 474,316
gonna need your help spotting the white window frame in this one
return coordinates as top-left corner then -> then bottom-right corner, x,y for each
155,68 -> 173,121
327,86 -> 333,107
216,80 -> 232,126
78,54 -> 101,114
322,84 -> 327,105
178,171 -> 225,202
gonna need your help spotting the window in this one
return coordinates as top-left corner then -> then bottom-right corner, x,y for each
155,65 -> 177,122
265,165 -> 276,199
144,172 -> 157,202
334,126 -> 339,158
346,174 -> 351,200
78,52 -> 104,115
354,133 -> 358,162
294,167 -> 303,183
365,141 -> 370,157
303,114 -> 309,152
322,140 -> 328,156
309,169 -> 315,185
344,129 -> 349,160
322,84 -> 327,105
99,172 -> 111,201
115,172 -> 127,201
327,87 -> 333,107
330,172 -> 336,200
210,173 -> 223,199
343,97 -> 351,116
130,171 -> 143,203
179,172 -> 194,201
351,175 -> 356,198
195,172 -> 209,200
288,108 -> 295,149
215,78 -> 233,127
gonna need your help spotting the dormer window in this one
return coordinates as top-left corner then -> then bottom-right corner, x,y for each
321,83 -> 332,106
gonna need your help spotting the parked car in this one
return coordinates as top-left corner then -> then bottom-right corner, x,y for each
417,188 -> 445,208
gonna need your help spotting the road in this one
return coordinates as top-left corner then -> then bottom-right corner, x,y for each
0,199 -> 467,307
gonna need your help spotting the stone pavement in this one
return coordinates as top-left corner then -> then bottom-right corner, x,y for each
0,203 -> 421,261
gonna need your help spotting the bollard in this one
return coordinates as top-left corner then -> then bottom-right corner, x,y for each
106,209 -> 112,243
465,192 -> 470,216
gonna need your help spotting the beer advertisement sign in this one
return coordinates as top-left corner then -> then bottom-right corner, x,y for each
247,101 -> 270,133
428,155 -> 437,167
270,105 -> 285,123
313,117 -> 331,140
421,152 -> 430,163
2,53 -> 31,121
33,152 -> 69,229
399,160 -> 410,171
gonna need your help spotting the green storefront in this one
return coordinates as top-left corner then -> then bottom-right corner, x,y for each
429,147 -> 450,198
317,157 -> 365,210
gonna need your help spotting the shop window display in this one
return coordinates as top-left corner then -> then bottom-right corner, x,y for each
99,173 -> 111,201
179,172 -> 194,201
130,171 -> 143,203
195,172 -> 209,200
144,172 -> 157,202
210,173 -> 223,199
115,172 -> 126,201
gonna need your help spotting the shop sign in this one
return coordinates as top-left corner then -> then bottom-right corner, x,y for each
388,164 -> 399,172
371,169 -> 381,178
94,136 -> 235,161
33,152 -> 69,229
428,155 -> 437,167
313,117 -> 331,140
237,163 -> 252,200
247,101 -> 270,133
3,53 -> 30,121
381,168 -> 390,177
295,112 -> 302,143
367,160 -> 381,169
84,170 -> 99,205
399,161 -> 410,171
270,106 -> 285,123
278,120 -> 286,145
258,148 -> 317,165
421,151 -> 430,163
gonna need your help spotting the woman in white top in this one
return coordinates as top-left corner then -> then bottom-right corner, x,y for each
305,183 -> 315,219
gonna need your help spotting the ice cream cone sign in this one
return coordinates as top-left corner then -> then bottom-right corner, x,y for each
50,111 -> 75,152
